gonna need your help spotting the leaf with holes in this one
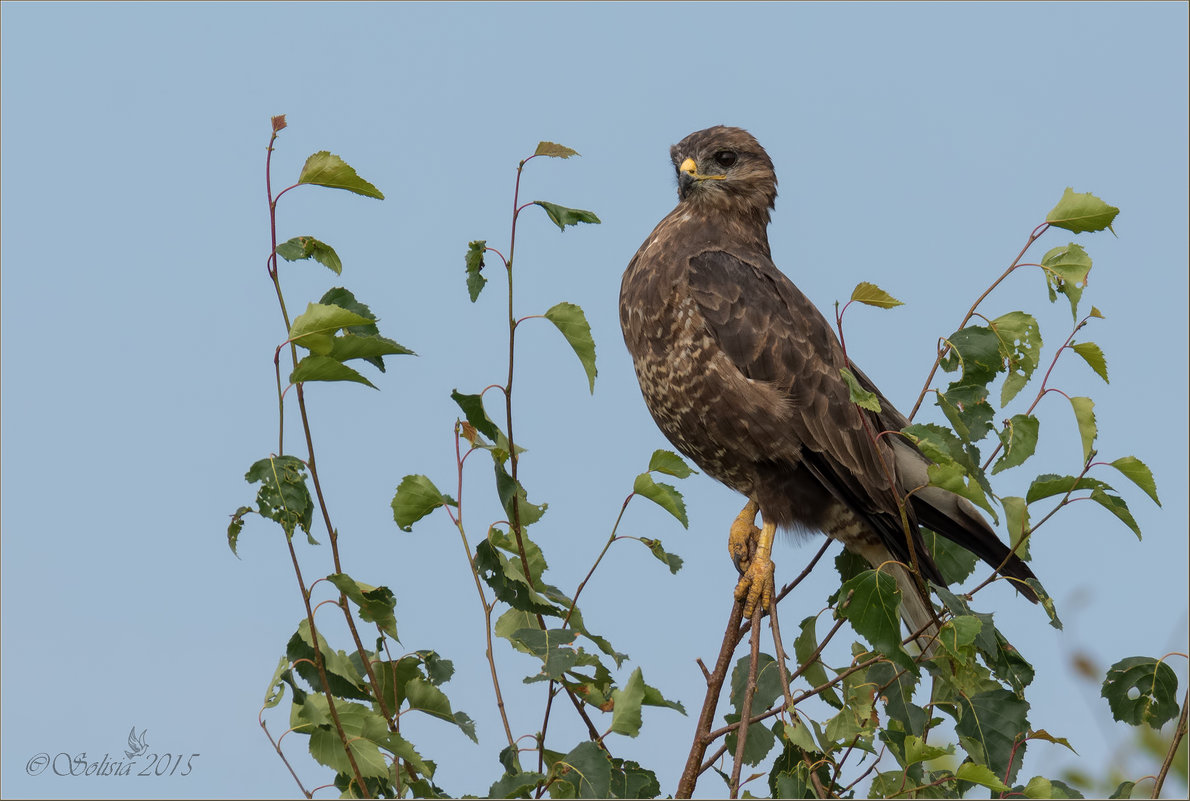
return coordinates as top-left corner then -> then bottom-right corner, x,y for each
465,240 -> 487,302
1101,656 -> 1180,728
992,414 -> 1039,475
276,235 -> 342,275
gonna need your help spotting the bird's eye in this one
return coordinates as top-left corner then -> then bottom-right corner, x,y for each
713,150 -> 738,169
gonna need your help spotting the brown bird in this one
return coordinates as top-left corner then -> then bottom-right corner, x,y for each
619,125 -> 1038,649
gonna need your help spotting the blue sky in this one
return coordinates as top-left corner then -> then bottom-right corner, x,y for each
2,2 -> 1186,798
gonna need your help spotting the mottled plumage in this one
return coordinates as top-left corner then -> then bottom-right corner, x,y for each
620,126 -> 1038,642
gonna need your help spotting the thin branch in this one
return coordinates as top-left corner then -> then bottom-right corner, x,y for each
908,222 -> 1050,420
1152,688 -> 1189,799
677,597 -> 747,798
729,613 -> 764,798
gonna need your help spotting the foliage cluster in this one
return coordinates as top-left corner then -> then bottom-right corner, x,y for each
229,117 -> 1185,798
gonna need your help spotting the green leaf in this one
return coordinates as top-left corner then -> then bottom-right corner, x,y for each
850,281 -> 904,309
391,474 -> 455,532
263,654 -> 289,709
927,461 -> 997,521
1029,728 -> 1078,754
1071,342 -> 1109,383
1022,776 -> 1086,798
244,455 -> 314,540
935,615 -> 982,661
494,461 -> 547,527
1040,243 -> 1092,319
937,384 -> 996,444
769,738 -> 833,799
289,302 -> 375,355
489,527 -> 550,586
1001,496 -> 1032,562
450,389 -> 503,445
551,741 -> 611,799
290,355 -> 376,389
510,628 -> 579,681
639,538 -> 683,574
609,667 -> 646,738
954,762 -> 1011,793
922,528 -> 979,586
544,301 -> 597,393
723,711 -> 777,767
1069,396 -> 1096,462
1025,473 -> 1113,504
1109,456 -> 1161,506
941,325 -> 1004,387
318,287 -> 387,370
1046,187 -> 1119,234
608,758 -> 661,799
991,311 -> 1041,406
868,660 -> 925,734
992,414 -> 1039,475
794,616 -> 843,708
1101,656 -> 1180,728
405,675 -> 478,742
1089,489 -> 1141,539
632,473 -> 688,528
328,333 -> 413,363
1109,781 -> 1137,799
276,235 -> 343,275
465,240 -> 487,302
310,723 -> 390,780
287,619 -> 371,700
227,505 -> 252,556
298,151 -> 384,199
495,608 -> 541,655
836,569 -> 915,674
729,652 -> 785,713
954,688 -> 1030,784
532,200 -> 601,230
489,771 -> 546,799
534,141 -> 579,159
647,449 -> 696,478
840,367 -> 881,411
327,573 -> 399,641
475,539 -> 558,616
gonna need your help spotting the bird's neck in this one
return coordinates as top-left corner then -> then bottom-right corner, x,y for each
676,203 -> 773,259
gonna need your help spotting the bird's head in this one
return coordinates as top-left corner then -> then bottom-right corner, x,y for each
670,126 -> 777,223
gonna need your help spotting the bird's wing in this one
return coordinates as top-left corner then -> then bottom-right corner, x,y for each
686,249 -> 942,580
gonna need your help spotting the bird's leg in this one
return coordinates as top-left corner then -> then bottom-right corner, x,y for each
728,500 -> 760,573
734,519 -> 776,619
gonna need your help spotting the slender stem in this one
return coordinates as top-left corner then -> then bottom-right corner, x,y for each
259,718 -> 312,798
729,616 -> 764,798
451,424 -> 516,750
1152,688 -> 1189,799
677,597 -> 747,798
907,222 -> 1050,421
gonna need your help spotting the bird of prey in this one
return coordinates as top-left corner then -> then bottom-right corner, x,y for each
619,125 -> 1038,648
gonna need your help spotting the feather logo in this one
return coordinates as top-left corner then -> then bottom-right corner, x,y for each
124,726 -> 149,759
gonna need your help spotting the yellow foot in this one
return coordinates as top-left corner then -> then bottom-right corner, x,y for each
733,519 -> 777,618
728,500 -> 761,574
